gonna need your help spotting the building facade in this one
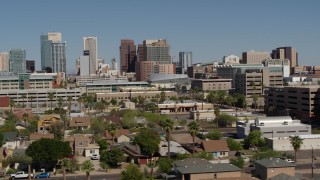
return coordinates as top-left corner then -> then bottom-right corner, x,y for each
242,51 -> 270,64
120,39 -> 136,73
0,52 -> 9,72
223,55 -> 240,64
265,85 -> 320,121
9,49 -> 26,74
26,60 -> 35,73
51,42 -> 66,73
272,47 -> 298,69
83,37 -> 97,75
179,51 -> 192,73
40,32 -> 62,72
191,78 -> 232,91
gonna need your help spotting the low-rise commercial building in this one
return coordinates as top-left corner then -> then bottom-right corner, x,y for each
237,116 -> 311,139
86,80 -> 149,94
266,134 -> 320,151
191,78 -> 232,91
158,100 -> 213,114
95,91 -> 177,102
255,157 -> 295,180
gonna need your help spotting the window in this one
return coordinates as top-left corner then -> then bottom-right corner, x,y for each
78,142 -> 83,146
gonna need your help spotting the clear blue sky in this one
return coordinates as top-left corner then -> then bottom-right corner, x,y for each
0,0 -> 319,73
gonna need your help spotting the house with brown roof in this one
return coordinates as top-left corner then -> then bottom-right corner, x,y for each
105,129 -> 130,143
69,117 -> 91,130
99,115 -> 121,125
38,115 -> 60,133
29,133 -> 54,142
201,140 -> 230,159
113,142 -> 152,165
64,134 -> 99,157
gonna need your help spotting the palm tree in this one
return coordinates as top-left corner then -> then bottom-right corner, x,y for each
107,124 -> 118,146
9,99 -> 15,113
67,96 -> 73,113
188,121 -> 200,156
29,96 -> 35,108
57,97 -> 64,115
77,96 -> 83,112
81,160 -> 95,180
137,95 -> 145,111
161,118 -> 174,159
290,136 -> 303,162
21,95 -> 27,108
86,95 -> 94,114
61,158 -> 71,180
48,93 -> 54,111
252,95 -> 258,111
214,106 -> 220,128
22,113 -> 29,124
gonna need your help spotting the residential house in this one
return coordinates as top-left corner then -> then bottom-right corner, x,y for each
255,157 -> 296,180
200,140 -> 230,159
12,108 -> 34,120
2,132 -> 18,149
15,121 -> 28,131
29,132 -> 54,142
105,129 -> 130,143
159,141 -> 189,157
174,158 -> 242,180
64,134 -> 99,157
38,115 -> 60,133
114,142 -> 151,165
69,116 -> 91,130
99,115 -> 121,125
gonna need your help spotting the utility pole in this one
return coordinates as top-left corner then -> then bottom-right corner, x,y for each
312,147 -> 314,180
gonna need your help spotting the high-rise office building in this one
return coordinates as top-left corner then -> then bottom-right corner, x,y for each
242,51 -> 271,64
83,37 -> 97,75
51,42 -> 66,73
41,32 -> 62,70
9,49 -> 26,74
136,39 -> 173,81
179,51 -> 192,73
26,60 -> 35,73
0,52 -> 9,71
120,39 -> 137,73
271,47 -> 298,68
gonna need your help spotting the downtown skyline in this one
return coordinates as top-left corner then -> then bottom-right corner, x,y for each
0,0 -> 319,73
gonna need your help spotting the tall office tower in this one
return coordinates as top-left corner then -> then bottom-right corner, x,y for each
120,39 -> 137,73
271,47 -> 298,68
0,52 -> 9,71
51,42 -> 66,73
179,51 -> 192,73
9,49 -> 26,74
136,39 -> 173,81
41,32 -> 62,72
26,60 -> 35,73
83,37 -> 97,75
242,51 -> 271,64
142,39 -> 171,64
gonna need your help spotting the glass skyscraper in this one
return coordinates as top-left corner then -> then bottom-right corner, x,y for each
9,49 -> 26,74
52,42 -> 66,73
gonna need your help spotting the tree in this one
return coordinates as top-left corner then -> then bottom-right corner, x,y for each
188,121 -> 200,156
26,138 -> 72,162
160,118 -> 174,159
226,138 -> 243,151
97,139 -> 108,152
22,113 -> 29,124
120,163 -> 144,180
157,158 -> 173,174
133,129 -> 160,176
90,118 -> 107,139
48,93 -> 54,111
57,97 -> 64,115
253,149 -> 282,160
252,94 -> 258,111
77,96 -> 83,112
94,101 -> 105,113
137,95 -> 145,111
100,148 -> 125,167
107,123 -> 118,146
155,94 -> 160,105
230,157 -> 244,168
215,113 -> 237,128
9,99 -> 15,113
81,160 -> 95,180
61,158 -> 71,180
85,95 -> 94,114
290,135 -> 303,162
160,90 -> 166,103
214,106 -> 220,127
110,98 -> 117,106
244,130 -> 265,150
67,96 -> 73,113
0,132 -> 3,145
205,129 -> 222,140
216,90 -> 227,107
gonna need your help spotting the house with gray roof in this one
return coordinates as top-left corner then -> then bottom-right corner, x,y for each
174,158 -> 241,180
255,157 -> 296,180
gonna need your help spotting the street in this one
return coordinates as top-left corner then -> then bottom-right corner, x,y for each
49,174 -> 120,180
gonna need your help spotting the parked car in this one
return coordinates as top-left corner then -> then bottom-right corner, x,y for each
285,159 -> 295,163
35,172 -> 50,179
91,154 -> 99,160
10,171 -> 33,179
